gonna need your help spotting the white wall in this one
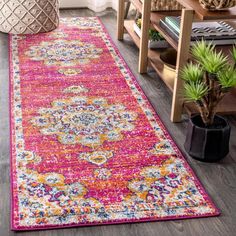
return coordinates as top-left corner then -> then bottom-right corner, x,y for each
59,0 -> 118,12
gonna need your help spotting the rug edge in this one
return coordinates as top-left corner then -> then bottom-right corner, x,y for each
11,212 -> 221,231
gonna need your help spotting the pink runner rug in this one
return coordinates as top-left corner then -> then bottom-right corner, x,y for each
10,17 -> 219,231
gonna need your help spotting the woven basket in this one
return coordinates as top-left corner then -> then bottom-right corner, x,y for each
0,0 -> 59,34
140,0 -> 182,11
199,0 -> 236,10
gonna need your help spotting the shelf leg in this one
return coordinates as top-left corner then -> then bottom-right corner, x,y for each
171,9 -> 194,122
124,1 -> 131,19
117,0 -> 125,40
138,0 -> 151,74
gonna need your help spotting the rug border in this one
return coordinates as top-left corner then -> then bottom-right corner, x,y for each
9,17 -> 220,232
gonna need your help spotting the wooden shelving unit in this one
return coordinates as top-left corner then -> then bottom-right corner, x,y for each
117,0 -> 236,122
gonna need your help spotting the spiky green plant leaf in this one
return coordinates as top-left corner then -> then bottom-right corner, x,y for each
184,81 -> 208,101
181,62 -> 203,82
200,50 -> 228,74
191,40 -> 214,63
218,66 -> 236,89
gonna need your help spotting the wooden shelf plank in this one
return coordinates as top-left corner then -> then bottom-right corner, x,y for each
150,11 -> 181,51
149,58 -> 175,91
124,20 -> 175,91
176,0 -> 236,20
131,0 -> 180,49
130,0 -> 142,13
124,20 -> 140,47
184,88 -> 236,115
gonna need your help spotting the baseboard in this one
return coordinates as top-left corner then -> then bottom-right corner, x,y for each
59,0 -> 118,12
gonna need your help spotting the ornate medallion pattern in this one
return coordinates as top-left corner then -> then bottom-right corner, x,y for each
25,39 -> 102,71
31,95 -> 137,147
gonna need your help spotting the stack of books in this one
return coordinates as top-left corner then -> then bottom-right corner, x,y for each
160,16 -> 236,45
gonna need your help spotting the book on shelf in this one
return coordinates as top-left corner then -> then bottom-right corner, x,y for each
160,16 -> 236,45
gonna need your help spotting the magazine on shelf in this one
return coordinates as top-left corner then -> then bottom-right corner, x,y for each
160,17 -> 236,45
165,16 -> 236,38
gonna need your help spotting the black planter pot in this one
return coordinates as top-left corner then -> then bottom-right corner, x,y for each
184,115 -> 231,162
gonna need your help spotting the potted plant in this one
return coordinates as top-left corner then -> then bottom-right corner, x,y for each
134,18 -> 169,49
182,40 -> 236,162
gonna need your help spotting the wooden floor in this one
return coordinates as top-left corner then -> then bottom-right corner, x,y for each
0,8 -> 235,236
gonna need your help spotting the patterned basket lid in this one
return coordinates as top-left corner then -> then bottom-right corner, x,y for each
0,0 -> 59,34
